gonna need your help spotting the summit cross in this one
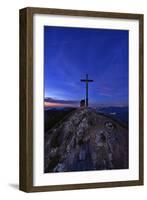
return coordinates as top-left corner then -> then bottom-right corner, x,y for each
80,74 -> 94,107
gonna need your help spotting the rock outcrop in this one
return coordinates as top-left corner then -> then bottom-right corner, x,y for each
44,108 -> 128,173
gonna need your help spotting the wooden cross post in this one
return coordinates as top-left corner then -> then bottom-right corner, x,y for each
81,74 -> 93,107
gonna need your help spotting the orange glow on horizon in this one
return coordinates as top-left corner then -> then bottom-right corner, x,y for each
44,101 -> 78,108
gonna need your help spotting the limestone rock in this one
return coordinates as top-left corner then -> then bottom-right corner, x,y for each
44,108 -> 128,173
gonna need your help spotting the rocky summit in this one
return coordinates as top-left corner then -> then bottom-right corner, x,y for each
44,108 -> 128,173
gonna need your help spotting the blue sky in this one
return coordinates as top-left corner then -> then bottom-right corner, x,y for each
44,26 -> 128,107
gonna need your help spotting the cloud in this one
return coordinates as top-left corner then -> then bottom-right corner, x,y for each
99,93 -> 112,97
44,97 -> 79,108
97,85 -> 113,97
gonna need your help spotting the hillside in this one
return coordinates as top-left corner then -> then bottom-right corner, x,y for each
44,108 -> 128,173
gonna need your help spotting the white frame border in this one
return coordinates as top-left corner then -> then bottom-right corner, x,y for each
33,14 -> 139,186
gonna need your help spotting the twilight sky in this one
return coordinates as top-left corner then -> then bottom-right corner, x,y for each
44,26 -> 128,107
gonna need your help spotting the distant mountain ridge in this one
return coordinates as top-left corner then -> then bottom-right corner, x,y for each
97,106 -> 128,126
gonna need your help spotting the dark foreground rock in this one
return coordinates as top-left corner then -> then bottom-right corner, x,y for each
44,108 -> 128,173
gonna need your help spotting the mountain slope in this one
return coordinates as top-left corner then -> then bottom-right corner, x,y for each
44,108 -> 128,173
